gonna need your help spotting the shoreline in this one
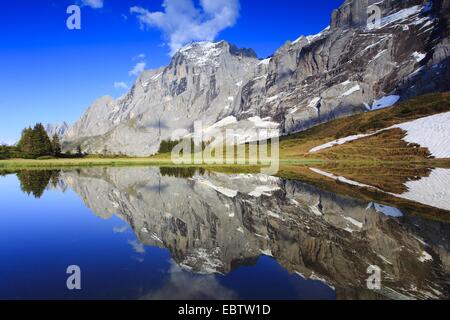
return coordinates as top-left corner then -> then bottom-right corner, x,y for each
1,157 -> 449,170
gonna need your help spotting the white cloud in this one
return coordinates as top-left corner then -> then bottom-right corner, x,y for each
113,225 -> 128,233
114,82 -> 129,90
140,263 -> 237,300
128,62 -> 146,76
130,0 -> 240,55
128,240 -> 146,254
81,0 -> 104,9
134,53 -> 146,60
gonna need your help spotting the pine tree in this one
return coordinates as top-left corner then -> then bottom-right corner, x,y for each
18,124 -> 53,157
31,123 -> 53,157
18,127 -> 34,155
51,133 -> 61,156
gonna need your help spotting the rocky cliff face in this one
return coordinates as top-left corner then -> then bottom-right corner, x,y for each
64,41 -> 259,156
240,0 -> 450,133
58,167 -> 450,299
63,0 -> 450,155
45,122 -> 69,138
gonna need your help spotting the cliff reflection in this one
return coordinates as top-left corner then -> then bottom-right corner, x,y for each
6,168 -> 450,299
10,167 -> 450,299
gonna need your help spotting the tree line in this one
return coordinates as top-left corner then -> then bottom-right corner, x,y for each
158,139 -> 207,154
18,124 -> 61,157
0,123 -> 83,159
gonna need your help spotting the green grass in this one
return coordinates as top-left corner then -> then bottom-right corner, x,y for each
0,157 -> 325,171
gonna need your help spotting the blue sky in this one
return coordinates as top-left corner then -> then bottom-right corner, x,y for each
0,0 -> 343,143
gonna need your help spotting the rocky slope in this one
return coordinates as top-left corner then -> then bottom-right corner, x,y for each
63,0 -> 450,156
58,167 -> 450,299
45,122 -> 69,138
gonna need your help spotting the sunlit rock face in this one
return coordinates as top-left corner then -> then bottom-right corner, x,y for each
63,41 -> 260,156
45,122 -> 69,138
59,167 -> 450,300
63,0 -> 450,155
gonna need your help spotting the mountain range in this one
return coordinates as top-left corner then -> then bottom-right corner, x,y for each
62,0 -> 450,156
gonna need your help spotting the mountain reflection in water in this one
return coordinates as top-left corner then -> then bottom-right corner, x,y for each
1,167 -> 449,300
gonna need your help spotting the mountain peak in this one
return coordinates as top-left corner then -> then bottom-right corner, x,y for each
175,40 -> 258,67
45,121 -> 69,138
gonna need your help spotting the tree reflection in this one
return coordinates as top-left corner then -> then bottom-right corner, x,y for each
16,170 -> 61,198
159,167 -> 206,178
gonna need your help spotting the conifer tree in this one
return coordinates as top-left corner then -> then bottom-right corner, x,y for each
18,127 -> 34,155
31,123 -> 53,157
18,124 -> 53,157
51,133 -> 61,156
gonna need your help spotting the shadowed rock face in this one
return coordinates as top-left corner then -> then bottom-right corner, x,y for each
58,167 -> 450,300
63,0 -> 450,156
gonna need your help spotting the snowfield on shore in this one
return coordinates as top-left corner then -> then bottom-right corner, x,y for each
310,111 -> 450,158
393,112 -> 450,158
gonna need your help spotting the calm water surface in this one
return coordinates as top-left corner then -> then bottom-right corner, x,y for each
0,167 -> 448,300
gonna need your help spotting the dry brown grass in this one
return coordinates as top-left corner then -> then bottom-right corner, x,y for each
280,92 -> 450,161
313,128 -> 432,162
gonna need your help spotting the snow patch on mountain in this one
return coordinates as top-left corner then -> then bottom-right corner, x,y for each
266,95 -> 280,103
292,26 -> 330,45
179,42 -> 224,67
258,58 -> 271,65
248,117 -> 279,129
207,116 -> 238,131
412,51 -> 426,62
366,5 -> 425,30
309,132 -> 380,153
341,85 -> 361,97
344,216 -> 364,229
419,251 -> 433,263
201,116 -> 279,146
393,112 -> 450,158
